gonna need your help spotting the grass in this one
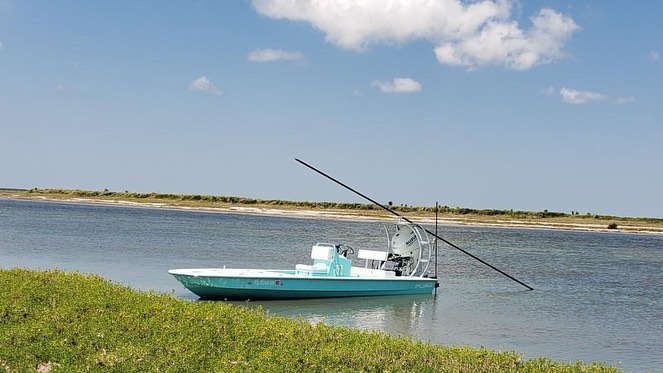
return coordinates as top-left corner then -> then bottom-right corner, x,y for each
0,269 -> 621,372
3,188 -> 663,234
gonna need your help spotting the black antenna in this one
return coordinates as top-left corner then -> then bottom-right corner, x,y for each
435,201 -> 439,280
295,158 -> 533,291
434,201 -> 439,294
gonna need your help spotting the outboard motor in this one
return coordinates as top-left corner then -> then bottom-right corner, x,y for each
389,224 -> 422,276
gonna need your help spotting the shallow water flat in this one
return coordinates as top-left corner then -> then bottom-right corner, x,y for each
1,198 -> 661,372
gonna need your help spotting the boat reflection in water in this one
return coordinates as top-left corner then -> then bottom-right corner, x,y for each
233,294 -> 438,336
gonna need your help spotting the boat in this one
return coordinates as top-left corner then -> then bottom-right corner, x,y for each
169,221 -> 439,300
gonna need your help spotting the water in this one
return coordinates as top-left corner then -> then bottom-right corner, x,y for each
1,198 -> 662,372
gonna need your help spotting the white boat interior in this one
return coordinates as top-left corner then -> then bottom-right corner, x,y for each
170,221 -> 435,280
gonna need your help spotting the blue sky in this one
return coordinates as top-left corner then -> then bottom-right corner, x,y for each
1,1 -> 661,218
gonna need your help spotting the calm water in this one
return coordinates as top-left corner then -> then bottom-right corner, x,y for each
1,198 -> 662,372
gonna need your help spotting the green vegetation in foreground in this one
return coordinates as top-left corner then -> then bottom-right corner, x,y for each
0,269 -> 620,372
3,188 -> 663,232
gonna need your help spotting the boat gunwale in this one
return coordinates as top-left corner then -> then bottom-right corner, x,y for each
168,268 -> 438,282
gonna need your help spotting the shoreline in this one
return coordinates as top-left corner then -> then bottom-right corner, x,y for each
5,194 -> 663,235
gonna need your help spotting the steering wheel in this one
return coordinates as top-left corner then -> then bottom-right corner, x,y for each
337,244 -> 355,257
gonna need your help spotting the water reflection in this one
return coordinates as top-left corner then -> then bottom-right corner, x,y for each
232,294 -> 438,336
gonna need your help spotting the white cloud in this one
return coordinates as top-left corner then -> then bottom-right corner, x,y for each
560,87 -> 607,105
649,50 -> 660,62
436,9 -> 580,70
0,40 -> 3,50
614,96 -> 636,105
248,48 -> 303,62
55,83 -> 64,91
251,0 -> 580,70
372,78 -> 421,93
552,87 -> 635,105
189,76 -> 221,95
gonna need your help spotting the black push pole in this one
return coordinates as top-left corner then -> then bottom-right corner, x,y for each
295,158 -> 534,291
435,201 -> 438,280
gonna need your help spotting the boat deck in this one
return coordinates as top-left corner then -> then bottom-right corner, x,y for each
169,267 -> 418,280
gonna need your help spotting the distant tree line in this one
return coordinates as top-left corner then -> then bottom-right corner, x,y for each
26,188 -> 663,223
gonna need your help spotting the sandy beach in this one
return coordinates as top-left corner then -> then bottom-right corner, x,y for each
5,194 -> 662,235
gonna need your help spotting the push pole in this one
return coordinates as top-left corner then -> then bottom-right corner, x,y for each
295,158 -> 533,291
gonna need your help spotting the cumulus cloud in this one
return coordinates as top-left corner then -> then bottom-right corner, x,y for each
559,87 -> 607,105
251,0 -> 580,70
372,78 -> 422,93
649,50 -> 660,62
436,9 -> 580,70
248,48 -> 303,62
540,86 -> 556,96
189,76 -> 221,95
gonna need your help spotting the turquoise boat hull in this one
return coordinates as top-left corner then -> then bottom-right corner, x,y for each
170,224 -> 440,300
169,269 -> 437,300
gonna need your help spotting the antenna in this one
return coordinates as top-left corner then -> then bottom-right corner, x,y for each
435,201 -> 439,280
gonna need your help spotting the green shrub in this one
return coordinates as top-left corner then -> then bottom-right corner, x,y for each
0,269 -> 620,372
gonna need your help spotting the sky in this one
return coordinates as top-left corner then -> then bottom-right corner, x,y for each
1,1 -> 662,218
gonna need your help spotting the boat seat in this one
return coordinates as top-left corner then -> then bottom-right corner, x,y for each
295,262 -> 328,273
310,245 -> 333,260
357,249 -> 388,261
